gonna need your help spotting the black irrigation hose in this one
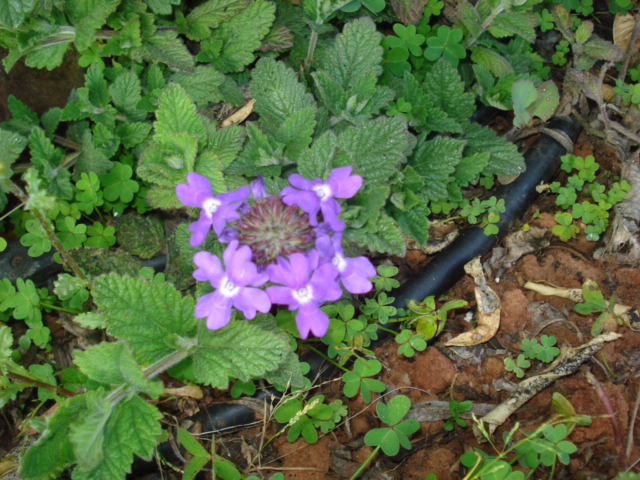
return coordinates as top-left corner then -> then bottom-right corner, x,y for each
131,114 -> 582,476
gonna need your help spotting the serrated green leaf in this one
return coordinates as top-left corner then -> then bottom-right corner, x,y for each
138,30 -> 196,72
91,274 -> 197,365
461,122 -> 525,176
74,130 -> 114,178
0,325 -> 13,373
489,11 -> 538,43
347,212 -> 406,255
115,213 -> 164,259
5,95 -> 39,133
297,130 -> 338,180
24,42 -> 70,71
317,17 -> 383,88
154,83 -> 205,138
191,320 -> 290,389
411,136 -> 465,202
116,122 -> 152,148
170,66 -> 226,106
250,58 -> 316,130
20,394 -> 86,480
276,107 -> 316,161
109,70 -> 144,121
584,37 -> 622,62
70,390 -> 112,473
0,128 -> 28,173
0,0 -> 37,28
199,125 -> 245,170
423,60 -> 475,124
145,0 -> 180,14
74,342 -> 163,397
74,312 -> 107,329
454,152 -> 490,186
179,0 -> 246,41
65,0 -> 122,51
138,133 -> 199,187
392,201 -> 429,246
204,1 -> 275,73
470,46 -> 514,77
336,117 -> 413,186
72,395 -> 163,480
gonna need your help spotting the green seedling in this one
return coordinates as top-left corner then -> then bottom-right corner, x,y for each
504,354 -> 531,378
520,335 -> 560,364
177,428 -> 244,480
444,399 -> 472,431
424,26 -> 466,67
574,280 -> 623,335
395,330 -> 427,358
352,395 -> 420,479
401,295 -> 467,342
274,394 -> 345,444
342,358 -> 386,403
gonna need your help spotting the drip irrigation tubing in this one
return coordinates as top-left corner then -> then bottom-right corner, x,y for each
131,114 -> 582,475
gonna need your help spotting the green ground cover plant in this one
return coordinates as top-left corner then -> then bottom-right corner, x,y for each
0,0 -> 634,478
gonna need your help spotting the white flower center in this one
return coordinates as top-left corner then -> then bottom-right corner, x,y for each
312,184 -> 332,201
292,285 -> 314,304
219,277 -> 240,297
332,253 -> 347,272
202,198 -> 222,217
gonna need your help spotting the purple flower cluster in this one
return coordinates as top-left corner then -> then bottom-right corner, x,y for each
176,167 -> 376,339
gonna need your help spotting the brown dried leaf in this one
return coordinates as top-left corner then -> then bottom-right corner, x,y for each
613,12 -> 640,55
446,258 -> 501,346
390,0 -> 427,24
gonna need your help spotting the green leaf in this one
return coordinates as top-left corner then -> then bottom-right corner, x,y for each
101,162 -> 139,203
512,78 -> 538,127
0,128 -> 28,173
74,342 -> 163,396
109,70 -> 144,121
20,395 -> 86,480
203,1 -> 275,73
20,219 -> 52,257
171,66 -> 226,106
116,122 -> 152,149
178,0 -> 246,41
316,17 -> 383,88
74,130 -> 114,178
138,133 -> 198,187
72,395 -> 163,480
191,320 -> 291,389
115,214 -> 164,259
145,0 -> 180,14
297,130 -> 338,180
65,0 -> 122,51
461,122 -> 525,177
138,30 -> 196,72
154,83 -> 205,138
69,390 -> 113,473
250,58 -> 317,130
411,136 -> 465,202
423,60 -> 475,124
29,128 -> 73,200
392,201 -> 429,246
0,0 -> 37,28
91,273 -> 197,365
489,11 -> 538,43
336,117 -> 413,186
177,428 -> 209,457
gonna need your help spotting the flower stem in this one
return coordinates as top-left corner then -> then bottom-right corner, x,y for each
5,178 -> 89,283
305,343 -> 349,372
304,29 -> 319,72
348,444 -> 380,480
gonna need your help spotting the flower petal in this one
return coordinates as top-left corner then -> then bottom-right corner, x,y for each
193,251 -> 224,285
328,167 -> 362,198
296,304 -> 330,339
234,287 -> 271,319
265,286 -> 297,308
194,292 -> 232,330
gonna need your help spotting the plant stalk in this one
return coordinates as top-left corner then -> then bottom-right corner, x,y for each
348,444 -> 380,480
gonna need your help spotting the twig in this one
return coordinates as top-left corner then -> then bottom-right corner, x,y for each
627,378 -> 640,463
616,12 -> 640,104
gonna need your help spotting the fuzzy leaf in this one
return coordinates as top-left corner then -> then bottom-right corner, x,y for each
115,214 -> 165,259
392,202 -> 430,246
138,133 -> 198,187
19,395 -> 86,480
250,58 -> 316,130
74,342 -> 164,397
275,107 -> 316,161
72,395 -> 163,480
347,212 -> 406,255
423,60 -> 475,124
204,1 -> 275,73
65,0 -> 121,50
69,391 -> 112,473
24,43 -> 69,71
154,83 -> 205,138
0,128 -> 27,173
316,17 -> 383,88
91,274 -> 197,365
145,0 -> 180,14
297,130 -> 338,180
74,130 -> 114,178
454,152 -> 490,186
192,320 -> 291,389
411,136 -> 465,202
170,66 -> 226,106
139,30 -> 196,72
109,70 -> 144,121
336,117 -> 413,186
489,11 -> 538,43
461,122 -> 525,177
0,0 -> 37,28
179,0 -> 246,41
29,128 -> 73,200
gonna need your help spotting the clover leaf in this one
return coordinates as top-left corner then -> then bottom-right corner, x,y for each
424,26 -> 466,67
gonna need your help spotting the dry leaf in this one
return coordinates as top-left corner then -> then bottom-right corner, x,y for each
219,98 -> 256,128
613,12 -> 640,55
446,258 -> 501,346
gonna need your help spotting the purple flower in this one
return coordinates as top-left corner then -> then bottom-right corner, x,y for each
193,240 -> 271,330
316,232 -> 376,294
176,173 -> 249,246
266,251 -> 342,339
281,167 -> 363,232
